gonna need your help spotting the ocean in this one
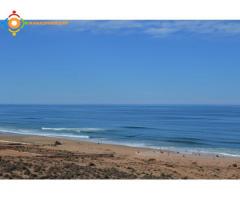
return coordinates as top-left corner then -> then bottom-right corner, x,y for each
0,104 -> 240,156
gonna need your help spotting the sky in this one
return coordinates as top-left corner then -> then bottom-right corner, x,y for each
1,20 -> 240,105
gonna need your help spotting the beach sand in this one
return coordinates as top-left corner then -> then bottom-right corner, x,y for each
0,132 -> 239,179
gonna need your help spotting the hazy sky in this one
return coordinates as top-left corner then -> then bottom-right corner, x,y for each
1,20 -> 240,104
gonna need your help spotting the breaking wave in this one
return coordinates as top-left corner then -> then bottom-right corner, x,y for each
41,127 -> 108,133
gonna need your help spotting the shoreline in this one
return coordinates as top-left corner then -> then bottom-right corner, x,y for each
1,130 -> 239,158
0,132 -> 240,179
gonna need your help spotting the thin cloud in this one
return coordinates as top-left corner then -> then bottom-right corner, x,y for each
69,20 -> 240,37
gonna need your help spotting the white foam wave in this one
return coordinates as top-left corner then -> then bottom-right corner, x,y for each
46,134 -> 90,139
0,128 -> 36,135
41,127 -> 106,133
0,127 -> 90,139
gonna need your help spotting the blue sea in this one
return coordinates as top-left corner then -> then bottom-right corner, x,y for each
0,105 -> 240,157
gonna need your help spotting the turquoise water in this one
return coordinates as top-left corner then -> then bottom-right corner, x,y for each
0,105 -> 240,156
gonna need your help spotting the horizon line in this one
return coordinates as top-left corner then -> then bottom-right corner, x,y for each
0,103 -> 240,106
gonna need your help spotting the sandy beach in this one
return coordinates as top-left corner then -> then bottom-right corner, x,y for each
0,132 -> 239,179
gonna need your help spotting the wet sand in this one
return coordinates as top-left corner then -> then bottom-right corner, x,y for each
0,132 -> 240,179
